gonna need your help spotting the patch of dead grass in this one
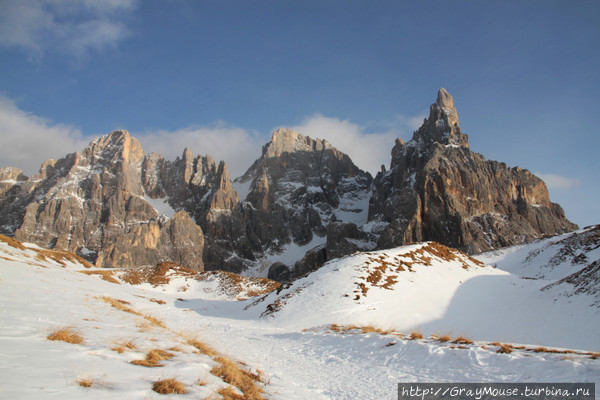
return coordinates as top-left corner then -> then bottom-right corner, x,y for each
218,386 -> 245,400
111,338 -> 137,353
152,377 -> 187,394
78,270 -> 120,284
453,336 -> 474,345
76,376 -> 95,388
210,356 -> 264,400
433,334 -> 452,343
47,326 -> 84,344
98,296 -> 166,328
185,336 -> 217,357
496,343 -> 513,354
35,248 -> 93,268
0,234 -> 26,250
409,331 -> 424,340
130,349 -> 174,367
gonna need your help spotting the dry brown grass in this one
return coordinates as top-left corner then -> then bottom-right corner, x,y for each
78,270 -> 120,284
0,234 -> 26,250
327,324 -> 394,336
99,296 -> 136,313
434,334 -> 452,343
185,337 -> 217,357
218,386 -> 245,400
76,376 -> 95,388
142,314 -> 166,328
152,377 -> 187,394
149,297 -> 166,305
47,326 -> 84,344
210,356 -> 264,400
130,349 -> 174,367
453,336 -> 474,345
409,331 -> 424,340
98,296 -> 166,328
111,338 -> 137,353
496,343 -> 513,354
35,249 -> 93,268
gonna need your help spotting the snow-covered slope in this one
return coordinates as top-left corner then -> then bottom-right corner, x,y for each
476,224 -> 600,307
1,234 -> 599,399
247,241 -> 600,350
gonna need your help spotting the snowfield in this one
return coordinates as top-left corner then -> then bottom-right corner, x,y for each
1,232 -> 599,399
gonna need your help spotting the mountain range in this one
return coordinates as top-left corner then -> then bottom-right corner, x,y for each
0,89 -> 577,278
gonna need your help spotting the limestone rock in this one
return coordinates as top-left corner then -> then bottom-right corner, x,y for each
0,130 -> 225,271
235,128 -> 372,259
368,89 -> 578,254
96,210 -> 204,271
0,167 -> 27,198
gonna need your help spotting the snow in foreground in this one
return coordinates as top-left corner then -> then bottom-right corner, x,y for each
1,237 -> 599,399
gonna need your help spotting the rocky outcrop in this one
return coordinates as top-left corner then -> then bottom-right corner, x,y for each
236,128 -> 372,256
0,167 -> 27,198
368,88 -> 578,254
0,130 -> 234,271
96,210 -> 205,271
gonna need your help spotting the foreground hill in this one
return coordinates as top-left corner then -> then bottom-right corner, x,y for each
246,239 -> 599,351
2,234 -> 598,399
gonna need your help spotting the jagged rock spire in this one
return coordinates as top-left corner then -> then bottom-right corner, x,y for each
412,88 -> 469,149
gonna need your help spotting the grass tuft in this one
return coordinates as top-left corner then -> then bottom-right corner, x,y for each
152,377 -> 187,395
47,326 -> 84,344
78,270 -> 120,284
434,334 -> 452,343
453,336 -> 474,345
496,343 -> 513,354
210,356 -> 264,400
218,386 -> 245,400
130,349 -> 174,367
76,376 -> 94,388
185,337 -> 217,357
409,331 -> 424,340
111,338 -> 137,353
0,234 -> 26,250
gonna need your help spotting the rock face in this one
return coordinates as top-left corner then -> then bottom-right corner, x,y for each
368,88 -> 578,254
0,89 -> 580,275
235,128 -> 373,256
0,167 -> 27,197
96,210 -> 204,270
0,130 -> 232,271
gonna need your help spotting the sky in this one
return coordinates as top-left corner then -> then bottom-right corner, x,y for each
0,0 -> 598,227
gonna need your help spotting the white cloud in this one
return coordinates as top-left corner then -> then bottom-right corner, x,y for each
0,95 -> 422,181
134,126 -> 263,179
0,96 -> 88,176
0,0 -> 137,60
287,114 -> 418,175
534,172 -> 580,190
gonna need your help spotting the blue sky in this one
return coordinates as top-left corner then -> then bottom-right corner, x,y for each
0,0 -> 598,227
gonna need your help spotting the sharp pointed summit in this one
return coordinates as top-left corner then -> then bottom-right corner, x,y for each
412,88 -> 469,149
369,89 -> 576,254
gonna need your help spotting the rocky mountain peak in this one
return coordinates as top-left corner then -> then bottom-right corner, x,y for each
263,128 -> 333,159
369,89 -> 577,255
411,88 -> 468,149
436,87 -> 455,109
83,129 -> 145,170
